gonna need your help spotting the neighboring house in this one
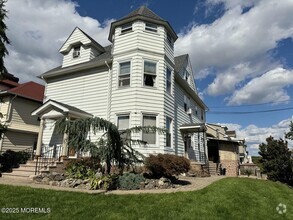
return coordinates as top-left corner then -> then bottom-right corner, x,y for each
205,123 -> 246,176
0,78 -> 45,152
32,6 -> 209,164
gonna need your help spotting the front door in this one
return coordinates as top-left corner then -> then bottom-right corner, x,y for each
184,135 -> 192,159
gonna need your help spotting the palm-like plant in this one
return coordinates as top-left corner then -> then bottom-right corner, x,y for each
0,0 -> 10,74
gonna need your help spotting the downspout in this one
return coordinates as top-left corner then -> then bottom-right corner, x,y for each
105,61 -> 112,121
0,94 -> 17,151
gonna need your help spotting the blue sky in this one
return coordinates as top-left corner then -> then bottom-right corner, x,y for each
4,0 -> 293,155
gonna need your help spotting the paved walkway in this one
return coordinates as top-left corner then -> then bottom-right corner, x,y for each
0,175 -> 225,195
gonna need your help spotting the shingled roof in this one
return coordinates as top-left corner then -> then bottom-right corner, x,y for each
122,5 -> 164,21
174,54 -> 188,73
1,81 -> 45,102
108,6 -> 177,42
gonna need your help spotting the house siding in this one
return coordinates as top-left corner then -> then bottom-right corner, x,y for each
2,131 -> 37,152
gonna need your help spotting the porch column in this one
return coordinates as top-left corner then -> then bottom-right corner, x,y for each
61,118 -> 69,159
36,118 -> 45,157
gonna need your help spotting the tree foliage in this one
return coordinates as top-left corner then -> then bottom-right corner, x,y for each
0,0 -> 10,74
285,121 -> 293,140
55,116 -> 166,174
258,136 -> 293,186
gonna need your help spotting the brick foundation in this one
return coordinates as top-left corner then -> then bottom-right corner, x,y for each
221,160 -> 238,176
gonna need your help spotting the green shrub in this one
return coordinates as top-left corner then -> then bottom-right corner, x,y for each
65,157 -> 102,179
90,174 -> 118,190
118,173 -> 145,190
0,150 -> 30,172
145,154 -> 190,178
244,169 -> 253,177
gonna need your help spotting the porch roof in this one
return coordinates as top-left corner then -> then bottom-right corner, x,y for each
180,123 -> 207,132
207,137 -> 243,145
32,99 -> 92,119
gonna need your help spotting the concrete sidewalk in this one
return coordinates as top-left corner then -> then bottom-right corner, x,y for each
0,175 -> 225,195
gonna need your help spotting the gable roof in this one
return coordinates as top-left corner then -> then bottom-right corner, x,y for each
6,81 -> 45,102
59,27 -> 105,54
108,6 -> 177,42
41,45 -> 112,79
174,54 -> 188,74
0,79 -> 19,88
32,99 -> 92,119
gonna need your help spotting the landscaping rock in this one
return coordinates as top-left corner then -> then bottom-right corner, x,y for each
158,177 -> 172,189
41,177 -> 50,185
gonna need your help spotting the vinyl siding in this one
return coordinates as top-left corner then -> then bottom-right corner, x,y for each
46,67 -> 109,118
9,97 -> 40,133
2,131 -> 37,152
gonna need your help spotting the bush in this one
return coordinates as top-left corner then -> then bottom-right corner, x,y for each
0,150 -> 30,172
90,174 -> 119,190
145,154 -> 190,178
118,173 -> 145,190
244,169 -> 253,177
65,157 -> 102,179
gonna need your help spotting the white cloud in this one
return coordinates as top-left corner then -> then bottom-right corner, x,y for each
220,117 -> 293,155
228,67 -> 293,105
176,0 -> 293,103
4,0 -> 112,83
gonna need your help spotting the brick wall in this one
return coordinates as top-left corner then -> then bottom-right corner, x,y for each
221,160 -> 238,176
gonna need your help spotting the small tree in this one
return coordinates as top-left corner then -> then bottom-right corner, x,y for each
55,116 -> 165,174
0,0 -> 10,74
258,136 -> 293,186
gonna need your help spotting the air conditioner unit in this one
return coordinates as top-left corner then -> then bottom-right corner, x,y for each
187,108 -> 193,115
72,51 -> 80,58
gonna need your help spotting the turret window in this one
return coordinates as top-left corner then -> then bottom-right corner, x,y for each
72,46 -> 80,58
167,34 -> 174,49
166,67 -> 172,93
119,61 -> 131,87
121,23 -> 132,33
144,61 -> 157,87
145,23 -> 157,32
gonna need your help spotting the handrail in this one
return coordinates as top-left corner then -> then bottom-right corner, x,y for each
34,145 -> 63,175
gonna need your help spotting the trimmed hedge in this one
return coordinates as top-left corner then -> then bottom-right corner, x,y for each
145,154 -> 190,178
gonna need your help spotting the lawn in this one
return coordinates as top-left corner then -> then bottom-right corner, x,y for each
0,178 -> 292,220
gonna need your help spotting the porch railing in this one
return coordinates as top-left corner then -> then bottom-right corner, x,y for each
35,145 -> 63,175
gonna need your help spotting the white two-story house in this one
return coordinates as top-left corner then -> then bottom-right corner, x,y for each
32,6 -> 208,163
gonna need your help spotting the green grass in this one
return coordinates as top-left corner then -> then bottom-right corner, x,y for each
0,178 -> 292,219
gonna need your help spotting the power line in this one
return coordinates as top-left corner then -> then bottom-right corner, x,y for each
208,99 -> 293,109
208,107 -> 293,114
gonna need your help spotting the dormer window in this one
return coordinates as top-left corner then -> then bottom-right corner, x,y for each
72,46 -> 80,58
121,23 -> 132,33
145,23 -> 157,32
184,70 -> 190,81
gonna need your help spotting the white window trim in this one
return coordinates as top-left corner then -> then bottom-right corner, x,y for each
165,116 -> 173,148
121,23 -> 132,34
117,60 -> 131,88
141,113 -> 158,146
166,66 -> 172,95
142,60 -> 158,88
145,22 -> 158,33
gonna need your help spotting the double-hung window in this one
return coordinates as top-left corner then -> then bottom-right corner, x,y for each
144,61 -> 157,87
121,23 -> 132,33
145,23 -> 157,32
142,115 -> 156,144
117,115 -> 130,140
167,34 -> 174,49
184,95 -> 190,112
72,46 -> 80,58
166,117 -> 172,147
166,67 -> 172,93
119,61 -> 130,87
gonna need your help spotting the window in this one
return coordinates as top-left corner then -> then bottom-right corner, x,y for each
145,23 -> 157,32
142,115 -> 156,144
184,95 -> 190,112
117,115 -> 130,140
166,67 -> 172,93
184,70 -> 190,81
201,109 -> 205,121
194,106 -> 198,116
167,33 -> 173,49
121,23 -> 132,33
119,62 -> 130,87
72,46 -> 80,58
166,117 -> 172,147
144,61 -> 157,87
